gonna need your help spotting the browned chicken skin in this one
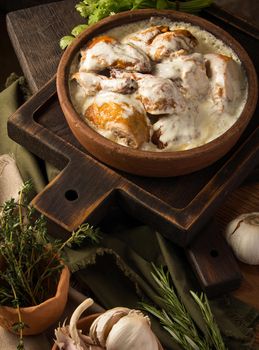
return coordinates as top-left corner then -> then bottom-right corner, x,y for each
124,25 -> 169,52
72,72 -> 138,95
110,70 -> 186,115
204,53 -> 243,113
154,53 -> 209,99
85,92 -> 150,149
80,35 -> 151,73
149,29 -> 198,61
125,26 -> 198,62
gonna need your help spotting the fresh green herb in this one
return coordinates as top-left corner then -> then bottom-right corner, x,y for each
60,0 -> 213,48
141,265 -> 226,350
0,180 -> 101,350
191,291 -> 227,350
60,35 -> 75,50
71,24 -> 89,37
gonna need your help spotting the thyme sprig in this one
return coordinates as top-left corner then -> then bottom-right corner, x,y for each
60,0 -> 213,49
142,265 -> 227,350
0,180 -> 101,350
0,180 -> 101,307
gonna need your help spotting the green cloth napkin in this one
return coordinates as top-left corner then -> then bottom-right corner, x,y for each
1,78 -> 258,350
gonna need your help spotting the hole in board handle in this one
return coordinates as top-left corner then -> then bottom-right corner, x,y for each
210,249 -> 219,258
65,189 -> 79,201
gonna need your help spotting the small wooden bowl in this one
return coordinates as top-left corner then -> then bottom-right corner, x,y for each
57,9 -> 258,177
52,313 -> 164,350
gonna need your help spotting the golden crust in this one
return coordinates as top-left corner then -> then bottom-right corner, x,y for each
85,102 -> 150,148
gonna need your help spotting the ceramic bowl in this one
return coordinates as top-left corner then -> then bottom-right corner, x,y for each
57,9 -> 258,177
52,313 -> 164,350
0,265 -> 70,335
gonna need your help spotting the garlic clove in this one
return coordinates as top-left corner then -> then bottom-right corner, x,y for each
89,307 -> 130,347
69,298 -> 94,349
225,212 -> 259,265
106,310 -> 159,350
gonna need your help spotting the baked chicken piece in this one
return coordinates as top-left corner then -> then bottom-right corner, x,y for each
111,70 -> 186,115
124,25 -> 169,53
155,53 -> 209,99
124,26 -> 197,62
72,72 -> 137,95
151,113 -> 199,150
149,29 -> 198,61
137,75 -> 186,115
85,91 -> 150,148
204,53 -> 243,113
80,35 -> 151,73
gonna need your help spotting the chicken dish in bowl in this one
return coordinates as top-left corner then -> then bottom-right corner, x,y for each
70,18 -> 247,152
57,10 -> 257,176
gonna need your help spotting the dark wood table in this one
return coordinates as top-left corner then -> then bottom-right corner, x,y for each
6,0 -> 259,321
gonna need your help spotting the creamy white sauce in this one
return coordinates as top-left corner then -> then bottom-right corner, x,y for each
94,91 -> 145,116
69,18 -> 248,152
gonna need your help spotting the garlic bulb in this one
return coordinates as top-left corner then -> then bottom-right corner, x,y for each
55,301 -> 161,350
106,310 -> 159,350
89,308 -> 159,350
90,307 -> 130,347
225,212 -> 259,265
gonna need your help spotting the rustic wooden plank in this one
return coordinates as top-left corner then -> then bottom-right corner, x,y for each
9,74 -> 259,296
6,0 -> 79,92
5,0 -> 259,326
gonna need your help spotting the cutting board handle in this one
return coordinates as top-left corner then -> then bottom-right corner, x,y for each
32,156 -> 121,232
186,220 -> 242,297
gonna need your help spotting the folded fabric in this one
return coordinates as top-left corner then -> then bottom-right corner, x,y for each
0,78 -> 47,193
0,154 -> 23,205
0,327 -> 50,350
1,78 -> 258,350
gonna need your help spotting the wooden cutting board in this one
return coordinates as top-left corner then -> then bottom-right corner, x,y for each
8,76 -> 259,297
6,0 -> 259,299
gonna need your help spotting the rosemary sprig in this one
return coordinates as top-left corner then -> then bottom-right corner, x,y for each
191,291 -> 227,350
60,0 -> 213,49
141,265 -> 226,350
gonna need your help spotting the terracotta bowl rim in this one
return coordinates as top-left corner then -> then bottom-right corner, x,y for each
0,264 -> 70,313
57,9 -> 258,161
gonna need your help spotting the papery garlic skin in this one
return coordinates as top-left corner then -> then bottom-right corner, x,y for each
55,325 -> 81,350
225,212 -> 259,265
106,310 -> 159,350
54,298 -> 95,350
90,307 -> 130,346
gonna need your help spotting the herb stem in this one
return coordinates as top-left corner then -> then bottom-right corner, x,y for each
10,284 -> 24,350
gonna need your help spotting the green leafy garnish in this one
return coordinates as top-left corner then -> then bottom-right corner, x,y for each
71,24 -> 89,37
60,0 -> 213,49
60,35 -> 75,49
